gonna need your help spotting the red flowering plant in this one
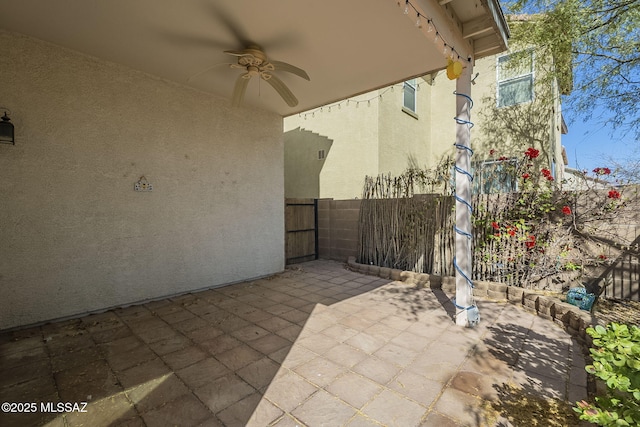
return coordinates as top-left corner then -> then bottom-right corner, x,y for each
472,148 -> 630,292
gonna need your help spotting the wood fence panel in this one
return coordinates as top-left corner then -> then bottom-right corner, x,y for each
285,198 -> 317,264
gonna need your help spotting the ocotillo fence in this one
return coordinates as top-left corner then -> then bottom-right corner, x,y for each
357,175 -> 640,299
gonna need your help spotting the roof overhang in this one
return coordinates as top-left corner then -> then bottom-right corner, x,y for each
0,0 -> 508,116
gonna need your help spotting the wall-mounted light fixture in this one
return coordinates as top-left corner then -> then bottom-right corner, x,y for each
0,110 -> 15,145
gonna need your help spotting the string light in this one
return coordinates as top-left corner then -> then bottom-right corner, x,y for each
299,81 -> 429,119
396,0 -> 469,62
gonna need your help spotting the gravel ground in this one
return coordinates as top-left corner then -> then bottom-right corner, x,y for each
592,297 -> 640,326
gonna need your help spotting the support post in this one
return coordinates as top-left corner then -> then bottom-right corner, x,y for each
454,60 -> 477,327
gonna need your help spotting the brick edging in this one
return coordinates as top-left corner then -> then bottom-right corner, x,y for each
346,257 -> 595,351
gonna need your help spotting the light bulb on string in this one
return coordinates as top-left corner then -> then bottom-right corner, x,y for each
426,20 -> 434,33
415,13 -> 422,28
403,0 -> 409,14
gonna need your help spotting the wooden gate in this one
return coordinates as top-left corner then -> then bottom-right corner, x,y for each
285,198 -> 318,265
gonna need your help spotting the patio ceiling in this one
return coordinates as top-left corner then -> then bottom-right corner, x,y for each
0,0 -> 508,116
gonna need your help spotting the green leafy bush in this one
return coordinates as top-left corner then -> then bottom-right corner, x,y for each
574,323 -> 640,426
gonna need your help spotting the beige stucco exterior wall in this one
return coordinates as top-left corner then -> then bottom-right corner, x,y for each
0,31 -> 285,330
284,81 -> 433,199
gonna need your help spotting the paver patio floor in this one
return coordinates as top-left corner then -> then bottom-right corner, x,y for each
0,260 -> 588,426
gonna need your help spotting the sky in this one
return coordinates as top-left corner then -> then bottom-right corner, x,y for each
561,104 -> 638,174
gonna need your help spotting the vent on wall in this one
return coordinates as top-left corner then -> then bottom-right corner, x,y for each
318,149 -> 326,160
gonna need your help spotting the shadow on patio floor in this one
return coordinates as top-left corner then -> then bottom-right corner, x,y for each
0,260 -> 588,426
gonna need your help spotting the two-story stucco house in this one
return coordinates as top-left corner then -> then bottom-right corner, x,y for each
284,15 -> 569,199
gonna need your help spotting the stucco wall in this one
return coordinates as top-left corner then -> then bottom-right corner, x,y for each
284,94 -> 381,200
0,31 -> 284,330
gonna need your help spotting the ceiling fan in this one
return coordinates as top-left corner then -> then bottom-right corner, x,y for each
222,45 -> 310,107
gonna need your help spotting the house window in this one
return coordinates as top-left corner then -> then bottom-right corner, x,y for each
497,50 -> 534,107
403,79 -> 417,113
473,159 -> 518,194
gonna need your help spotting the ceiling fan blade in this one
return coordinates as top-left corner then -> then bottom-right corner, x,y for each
187,62 -> 233,81
231,74 -> 251,107
264,73 -> 298,107
224,49 -> 253,57
270,60 -> 310,81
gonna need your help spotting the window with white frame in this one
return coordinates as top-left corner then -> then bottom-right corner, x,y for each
403,79 -> 417,113
497,50 -> 534,107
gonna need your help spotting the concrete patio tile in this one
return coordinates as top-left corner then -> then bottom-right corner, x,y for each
339,314 -> 377,331
346,414 -> 385,426
236,356 -> 281,389
156,308 -> 196,325
176,357 -> 231,389
216,343 -> 263,371
297,333 -> 341,355
450,370 -> 499,400
258,316 -> 295,333
65,393 -> 138,427
405,359 -> 459,385
199,333 -> 243,355
0,375 -> 56,401
245,397 -> 286,426
389,330 -> 434,351
291,389 -> 357,426
362,389 -> 427,427
373,342 -> 418,368
141,392 -> 211,427
323,342 -> 368,368
352,356 -> 401,385
194,372 -> 255,414
51,346 -> 102,372
248,333 -> 291,355
263,369 -> 319,412
45,330 -> 95,357
212,314 -> 253,333
280,344 -> 317,370
0,260 -> 590,427
134,325 -> 178,345
183,325 -> 225,342
320,323 -> 360,342
293,356 -> 347,387
362,322 -> 401,341
55,359 -> 122,402
147,333 -> 191,356
388,370 -> 442,407
216,392 -> 262,426
104,344 -> 158,374
419,411 -> 459,427
325,371 -> 383,409
345,332 -> 386,354
116,358 -> 172,390
433,387 -> 482,426
161,345 -> 207,371
91,325 -> 133,344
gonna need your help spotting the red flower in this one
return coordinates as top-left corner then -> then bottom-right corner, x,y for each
547,176 -> 554,181
562,206 -> 572,215
593,167 -> 611,175
522,173 -> 530,180
489,149 -> 496,156
498,156 -> 509,161
541,168 -> 552,178
598,254 -> 607,260
491,221 -> 500,230
608,190 -> 621,199
524,147 -> 540,159
525,235 -> 536,249
508,228 -> 516,237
